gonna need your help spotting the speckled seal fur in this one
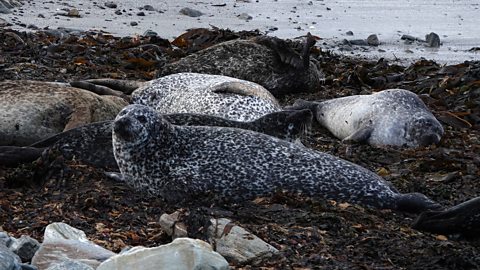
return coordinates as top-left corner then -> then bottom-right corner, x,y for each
132,73 -> 282,121
289,89 -> 444,148
31,110 -> 312,169
0,80 -> 127,146
112,104 -> 442,213
158,34 -> 324,97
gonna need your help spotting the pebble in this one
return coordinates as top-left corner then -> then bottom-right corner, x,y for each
179,7 -> 204,17
345,30 -> 354,36
130,21 -> 138,26
143,29 -> 158,37
143,5 -> 155,11
237,12 -> 253,21
136,11 -> 145,16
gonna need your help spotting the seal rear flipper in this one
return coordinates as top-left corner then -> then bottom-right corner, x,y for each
0,146 -> 45,167
211,81 -> 279,106
412,197 -> 480,237
70,79 -> 146,95
251,109 -> 313,142
342,126 -> 374,144
395,192 -> 443,213
253,35 -> 304,70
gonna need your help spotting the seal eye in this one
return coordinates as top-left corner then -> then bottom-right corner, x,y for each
137,115 -> 147,124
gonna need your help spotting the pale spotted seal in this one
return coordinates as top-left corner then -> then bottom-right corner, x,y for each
2,110 -> 310,168
112,104 -> 442,213
158,33 -> 324,97
0,80 -> 127,146
288,89 -> 444,148
131,73 -> 282,121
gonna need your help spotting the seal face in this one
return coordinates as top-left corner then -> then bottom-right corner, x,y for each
29,110 -> 312,169
131,73 -> 281,122
290,89 -> 444,148
0,80 -> 127,146
159,34 -> 324,97
113,104 -> 441,213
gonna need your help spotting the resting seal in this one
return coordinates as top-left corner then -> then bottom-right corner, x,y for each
0,80 -> 127,146
131,73 -> 281,121
158,33 -> 324,97
112,104 -> 442,213
21,110 -> 312,169
289,89 -> 444,148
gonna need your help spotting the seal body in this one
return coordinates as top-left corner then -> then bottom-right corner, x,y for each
0,80 -> 127,146
30,110 -> 312,169
291,89 -> 444,147
132,73 -> 281,121
112,104 -> 441,213
159,35 -> 324,97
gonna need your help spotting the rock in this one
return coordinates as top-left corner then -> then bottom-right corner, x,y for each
0,1 -> 11,14
143,30 -> 158,37
130,21 -> 137,26
179,7 -> 204,17
114,10 -> 121,15
237,12 -> 252,21
32,239 -> 115,270
97,238 -> 229,270
143,5 -> 155,11
158,212 -> 188,239
401,34 -> 417,41
45,259 -> 94,270
44,222 -> 89,242
346,39 -> 368,46
136,11 -> 145,16
367,34 -> 380,46
10,235 -> 41,262
67,8 -> 79,17
208,218 -> 279,263
345,31 -> 354,36
0,242 -> 22,270
425,32 -> 441,47
104,1 -> 117,8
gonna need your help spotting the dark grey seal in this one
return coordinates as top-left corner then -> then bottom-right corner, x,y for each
289,89 -> 444,148
19,110 -> 312,169
112,104 -> 442,213
158,33 -> 324,97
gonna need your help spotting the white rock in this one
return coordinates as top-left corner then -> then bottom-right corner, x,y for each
208,218 -> 279,263
43,222 -> 89,242
97,238 -> 229,270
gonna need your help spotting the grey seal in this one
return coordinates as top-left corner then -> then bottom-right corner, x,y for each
8,110 -> 310,169
289,89 -> 444,147
0,80 -> 127,146
158,33 -> 324,97
131,73 -> 281,121
112,104 -> 442,213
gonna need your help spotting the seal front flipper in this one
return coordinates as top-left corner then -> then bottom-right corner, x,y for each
412,197 -> 480,238
342,126 -> 374,144
71,79 -> 146,95
210,81 -> 279,106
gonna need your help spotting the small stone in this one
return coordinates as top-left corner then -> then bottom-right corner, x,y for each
425,32 -> 441,47
38,14 -> 45,18
345,30 -> 354,36
179,7 -> 204,17
67,8 -> 79,17
143,5 -> 155,11
401,34 -> 417,41
143,29 -> 158,37
237,12 -> 252,20
136,11 -> 145,16
130,21 -> 137,26
367,34 -> 379,46
104,1 -> 117,8
114,10 -> 121,15
347,39 -> 369,46
10,235 -> 41,262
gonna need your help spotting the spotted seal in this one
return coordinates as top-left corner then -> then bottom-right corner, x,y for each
112,104 -> 442,213
158,33 -> 324,97
288,89 -> 444,148
0,80 -> 127,146
131,73 -> 281,121
11,109 -> 310,169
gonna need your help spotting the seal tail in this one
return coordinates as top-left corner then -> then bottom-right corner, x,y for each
412,197 -> 480,237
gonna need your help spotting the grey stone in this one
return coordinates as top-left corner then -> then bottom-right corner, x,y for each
143,5 -> 155,11
10,235 -> 41,262
367,34 -> 380,46
345,30 -> 354,36
136,11 -> 145,16
97,238 -> 228,270
43,222 -> 89,242
104,1 -> 117,8
45,259 -> 94,270
143,30 -> 158,37
0,242 -> 22,270
130,21 -> 138,26
426,32 -> 441,47
179,7 -> 204,17
0,231 -> 12,247
238,12 -> 253,21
